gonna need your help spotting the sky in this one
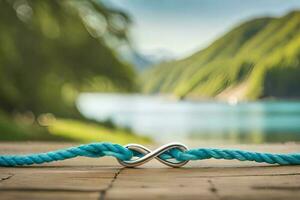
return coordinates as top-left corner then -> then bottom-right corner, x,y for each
103,0 -> 300,58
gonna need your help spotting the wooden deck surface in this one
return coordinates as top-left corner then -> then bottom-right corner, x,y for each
0,142 -> 299,200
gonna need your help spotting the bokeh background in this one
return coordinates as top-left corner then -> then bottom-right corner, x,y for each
1,0 -> 300,144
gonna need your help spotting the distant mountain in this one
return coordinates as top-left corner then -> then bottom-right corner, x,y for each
142,11 -> 300,101
143,49 -> 175,65
119,47 -> 174,71
130,51 -> 153,71
119,49 -> 153,71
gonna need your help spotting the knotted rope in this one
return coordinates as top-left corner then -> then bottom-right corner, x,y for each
0,142 -> 299,167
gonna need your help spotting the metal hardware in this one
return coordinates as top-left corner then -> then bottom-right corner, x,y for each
117,143 -> 189,168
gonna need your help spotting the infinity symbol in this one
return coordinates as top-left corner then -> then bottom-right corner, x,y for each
117,143 -> 189,168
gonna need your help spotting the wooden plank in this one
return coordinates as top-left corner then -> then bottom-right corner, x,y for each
0,143 -> 121,200
106,168 -> 215,200
105,143 -> 300,200
0,142 -> 299,200
0,191 -> 100,200
0,168 -> 117,191
105,166 -> 300,200
0,166 -> 118,200
210,175 -> 300,200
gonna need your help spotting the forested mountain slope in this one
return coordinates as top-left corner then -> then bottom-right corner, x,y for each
142,11 -> 300,100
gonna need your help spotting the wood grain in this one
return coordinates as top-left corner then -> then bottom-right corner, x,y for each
0,142 -> 299,200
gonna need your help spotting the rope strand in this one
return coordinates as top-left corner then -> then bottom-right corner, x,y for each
0,142 -> 299,167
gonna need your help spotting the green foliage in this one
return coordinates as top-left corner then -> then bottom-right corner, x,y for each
0,0 -> 136,117
0,0 -> 140,141
142,11 -> 300,100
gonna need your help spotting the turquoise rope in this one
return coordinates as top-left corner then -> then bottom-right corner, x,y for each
0,142 -> 300,166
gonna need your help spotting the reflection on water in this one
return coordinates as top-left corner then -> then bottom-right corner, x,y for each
77,93 -> 300,143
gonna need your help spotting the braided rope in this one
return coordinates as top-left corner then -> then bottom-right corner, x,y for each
0,143 -> 132,166
0,142 -> 299,167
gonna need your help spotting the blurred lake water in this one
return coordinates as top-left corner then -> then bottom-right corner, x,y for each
77,93 -> 300,143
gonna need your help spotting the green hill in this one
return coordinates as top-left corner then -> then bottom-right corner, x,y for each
142,11 -> 300,100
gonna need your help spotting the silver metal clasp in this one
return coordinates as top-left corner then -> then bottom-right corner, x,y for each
117,143 -> 189,168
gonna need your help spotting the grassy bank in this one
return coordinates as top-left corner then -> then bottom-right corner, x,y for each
48,118 -> 151,144
0,112 -> 151,144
